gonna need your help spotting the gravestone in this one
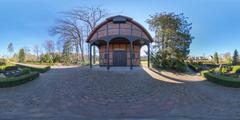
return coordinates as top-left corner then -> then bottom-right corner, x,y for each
13,70 -> 22,76
3,71 -> 12,77
0,73 -> 6,79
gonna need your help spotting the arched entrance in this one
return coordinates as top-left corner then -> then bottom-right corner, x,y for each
109,37 -> 130,67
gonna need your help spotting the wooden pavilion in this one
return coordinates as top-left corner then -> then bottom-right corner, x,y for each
86,15 -> 153,69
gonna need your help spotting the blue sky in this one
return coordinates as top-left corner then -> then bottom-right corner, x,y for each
0,0 -> 240,57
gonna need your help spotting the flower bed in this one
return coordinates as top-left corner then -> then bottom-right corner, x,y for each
0,63 -> 50,87
0,72 -> 39,88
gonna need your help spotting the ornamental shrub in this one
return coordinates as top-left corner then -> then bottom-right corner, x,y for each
22,68 -> 31,75
0,59 -> 6,66
232,66 -> 240,73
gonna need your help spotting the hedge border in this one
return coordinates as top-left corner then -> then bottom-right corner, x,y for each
0,72 -> 39,88
201,71 -> 240,88
188,64 -> 201,72
16,65 -> 50,73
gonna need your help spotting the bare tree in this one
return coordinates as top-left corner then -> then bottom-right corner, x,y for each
223,52 -> 232,64
56,40 -> 63,53
50,5 -> 108,64
24,46 -> 30,54
65,5 -> 109,64
50,19 -> 84,62
43,40 -> 55,54
23,46 -> 30,61
33,44 -> 40,60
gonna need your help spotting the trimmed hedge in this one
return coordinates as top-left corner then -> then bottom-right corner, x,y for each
188,63 -> 219,72
0,64 -> 15,71
16,65 -> 50,73
0,72 -> 39,88
0,58 -> 6,66
201,70 -> 240,88
188,64 -> 202,72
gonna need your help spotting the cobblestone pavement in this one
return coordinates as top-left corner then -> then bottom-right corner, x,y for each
0,66 -> 240,120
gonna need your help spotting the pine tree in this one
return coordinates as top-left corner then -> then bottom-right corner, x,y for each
18,48 -> 25,63
232,49 -> 239,65
213,52 -> 219,64
7,43 -> 14,57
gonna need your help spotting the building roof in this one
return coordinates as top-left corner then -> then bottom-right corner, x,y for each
86,15 -> 153,43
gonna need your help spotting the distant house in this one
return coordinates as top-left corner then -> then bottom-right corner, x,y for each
188,56 -> 211,62
86,15 -> 153,69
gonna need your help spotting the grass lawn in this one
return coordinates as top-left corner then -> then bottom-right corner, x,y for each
141,60 -> 148,67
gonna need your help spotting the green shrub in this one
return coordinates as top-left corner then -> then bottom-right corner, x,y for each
150,51 -> 162,68
232,66 -> 240,73
188,64 -> 202,72
159,59 -> 186,72
202,71 -> 240,88
21,68 -> 31,75
40,54 -> 53,64
53,54 -> 61,63
0,59 -> 6,66
200,70 -> 209,76
0,72 -> 39,88
174,60 -> 187,72
0,66 -> 6,71
5,66 -> 18,71
0,64 -> 16,71
219,67 -> 228,74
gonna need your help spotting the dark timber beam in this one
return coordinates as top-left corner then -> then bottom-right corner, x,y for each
147,43 -> 150,68
107,42 -> 110,70
90,45 -> 92,68
130,41 -> 133,69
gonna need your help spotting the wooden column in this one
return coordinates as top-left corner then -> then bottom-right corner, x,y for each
107,42 -> 110,70
130,41 -> 133,69
147,43 -> 150,68
90,44 -> 92,68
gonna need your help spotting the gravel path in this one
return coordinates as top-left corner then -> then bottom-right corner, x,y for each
0,66 -> 240,120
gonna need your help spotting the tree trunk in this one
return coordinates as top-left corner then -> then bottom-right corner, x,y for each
75,44 -> 79,62
81,48 -> 85,62
78,41 -> 85,63
81,38 -> 85,62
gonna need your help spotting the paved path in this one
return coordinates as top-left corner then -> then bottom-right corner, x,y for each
0,66 -> 240,120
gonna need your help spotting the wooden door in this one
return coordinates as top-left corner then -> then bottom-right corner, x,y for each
113,51 -> 127,66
